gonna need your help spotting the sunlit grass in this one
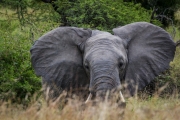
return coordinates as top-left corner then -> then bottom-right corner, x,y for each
0,94 -> 180,120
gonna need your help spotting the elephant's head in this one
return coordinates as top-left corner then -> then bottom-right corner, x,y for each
82,31 -> 128,98
30,22 -> 175,102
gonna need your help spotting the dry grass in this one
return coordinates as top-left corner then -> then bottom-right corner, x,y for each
0,93 -> 180,120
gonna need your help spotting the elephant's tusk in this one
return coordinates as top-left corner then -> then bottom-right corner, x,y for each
119,91 -> 125,102
85,93 -> 92,104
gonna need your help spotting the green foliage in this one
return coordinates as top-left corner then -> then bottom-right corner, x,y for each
124,0 -> 180,26
1,0 -> 60,26
54,0 -> 158,31
0,19 -> 39,103
0,3 -> 59,103
170,47 -> 180,91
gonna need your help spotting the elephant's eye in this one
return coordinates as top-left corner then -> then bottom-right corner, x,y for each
118,61 -> 123,68
85,65 -> 89,70
84,61 -> 89,70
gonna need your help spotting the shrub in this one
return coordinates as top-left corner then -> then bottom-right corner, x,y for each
0,20 -> 39,103
0,4 -> 59,103
53,0 -> 161,31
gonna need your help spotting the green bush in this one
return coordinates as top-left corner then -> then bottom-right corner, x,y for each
0,20 -> 39,103
54,0 -> 161,31
0,4 -> 59,103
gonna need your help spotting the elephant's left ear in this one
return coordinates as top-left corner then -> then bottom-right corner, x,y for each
30,27 -> 92,91
113,22 -> 176,96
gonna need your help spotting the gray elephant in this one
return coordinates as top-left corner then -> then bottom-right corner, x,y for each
30,22 -> 175,102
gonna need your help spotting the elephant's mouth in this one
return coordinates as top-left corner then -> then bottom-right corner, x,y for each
85,90 -> 125,103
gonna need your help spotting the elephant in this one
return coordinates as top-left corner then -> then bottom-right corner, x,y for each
30,22 -> 176,102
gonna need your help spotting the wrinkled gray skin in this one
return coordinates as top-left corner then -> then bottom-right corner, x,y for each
30,22 -> 176,101
83,31 -> 128,96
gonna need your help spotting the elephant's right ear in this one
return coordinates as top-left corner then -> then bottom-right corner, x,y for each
113,22 -> 176,96
30,27 -> 92,89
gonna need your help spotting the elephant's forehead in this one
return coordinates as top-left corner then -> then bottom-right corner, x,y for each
86,33 -> 125,51
91,30 -> 111,36
84,34 -> 127,60
87,33 -> 121,45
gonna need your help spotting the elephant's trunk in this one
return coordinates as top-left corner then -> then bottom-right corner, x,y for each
90,76 -> 119,99
85,75 -> 125,103
96,89 -> 108,99
88,62 -> 123,102
92,75 -> 117,89
96,90 -> 125,102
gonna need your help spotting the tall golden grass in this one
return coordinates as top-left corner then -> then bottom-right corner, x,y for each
0,91 -> 180,120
